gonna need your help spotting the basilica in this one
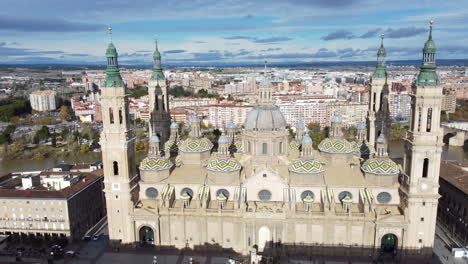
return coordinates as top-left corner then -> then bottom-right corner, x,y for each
100,21 -> 443,259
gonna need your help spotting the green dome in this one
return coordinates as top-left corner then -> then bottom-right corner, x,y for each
106,43 -> 117,58
423,39 -> 436,53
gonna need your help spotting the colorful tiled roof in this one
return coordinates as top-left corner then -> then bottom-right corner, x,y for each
229,141 -> 242,153
206,158 -> 242,172
361,158 -> 399,175
318,138 -> 353,154
289,141 -> 301,150
164,140 -> 179,152
139,157 -> 173,171
179,138 -> 213,153
289,159 -> 325,174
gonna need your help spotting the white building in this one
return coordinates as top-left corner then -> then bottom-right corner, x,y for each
29,90 -> 58,111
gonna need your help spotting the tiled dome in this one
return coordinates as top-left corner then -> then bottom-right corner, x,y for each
229,141 -> 242,153
164,140 -> 179,152
289,159 -> 324,174
289,141 -> 301,150
361,158 -> 399,175
139,157 -> 173,171
206,158 -> 241,172
318,138 -> 353,154
179,138 -> 213,153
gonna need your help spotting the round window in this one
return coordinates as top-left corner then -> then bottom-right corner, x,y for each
301,190 -> 314,201
180,188 -> 193,197
258,190 -> 272,201
145,188 -> 158,199
338,191 -> 353,201
377,192 -> 392,204
216,189 -> 230,199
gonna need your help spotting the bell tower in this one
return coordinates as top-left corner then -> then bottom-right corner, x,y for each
100,27 -> 138,244
368,34 -> 391,146
148,37 -> 171,144
402,20 -> 443,255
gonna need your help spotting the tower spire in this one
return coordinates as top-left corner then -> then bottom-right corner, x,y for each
417,19 -> 438,86
151,35 -> 165,80
104,26 -> 124,87
372,33 -> 387,79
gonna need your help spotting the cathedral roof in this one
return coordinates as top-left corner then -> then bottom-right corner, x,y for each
296,120 -> 305,129
179,138 -> 213,153
227,120 -> 236,129
149,134 -> 160,143
361,158 -> 399,175
289,159 -> 324,174
330,113 -> 342,123
170,122 -> 179,129
357,121 -> 366,130
244,104 -> 287,131
318,138 -> 353,154
139,156 -> 173,171
218,133 -> 230,144
302,133 -> 313,145
206,158 -> 241,172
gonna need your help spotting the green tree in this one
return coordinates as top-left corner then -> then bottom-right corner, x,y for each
79,143 -> 90,153
33,126 -> 50,144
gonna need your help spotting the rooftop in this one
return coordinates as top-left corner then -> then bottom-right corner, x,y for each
440,160 -> 468,195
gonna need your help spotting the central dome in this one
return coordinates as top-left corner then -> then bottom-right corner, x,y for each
244,105 -> 287,131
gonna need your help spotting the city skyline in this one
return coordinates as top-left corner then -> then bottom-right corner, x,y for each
0,0 -> 467,65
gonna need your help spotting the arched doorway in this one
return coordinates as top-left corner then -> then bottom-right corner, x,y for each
139,226 -> 154,244
381,233 -> 398,254
258,226 -> 271,252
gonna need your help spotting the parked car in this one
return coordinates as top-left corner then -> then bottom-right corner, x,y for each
92,234 -> 101,241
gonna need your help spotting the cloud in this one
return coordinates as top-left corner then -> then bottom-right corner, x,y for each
194,41 -> 206,44
322,27 -> 428,41
253,37 -> 292,43
68,53 -> 88,57
261,48 -> 282,52
0,16 -> 103,32
224,36 -> 254,40
0,46 -> 65,57
163,49 -> 186,54
224,35 -> 292,44
359,28 -> 381,38
384,27 -> 427,38
321,30 -> 355,41
244,14 -> 254,19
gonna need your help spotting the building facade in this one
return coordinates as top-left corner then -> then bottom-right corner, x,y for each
0,168 -> 105,241
29,90 -> 58,112
102,23 -> 442,260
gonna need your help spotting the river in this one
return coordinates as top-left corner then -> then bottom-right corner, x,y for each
0,142 -> 466,175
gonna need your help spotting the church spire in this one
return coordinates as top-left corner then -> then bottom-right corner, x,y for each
372,34 -> 387,79
258,59 -> 273,104
104,26 -> 124,87
151,36 -> 165,80
417,19 -> 438,86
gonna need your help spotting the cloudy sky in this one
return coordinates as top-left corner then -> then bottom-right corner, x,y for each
1,0 -> 467,65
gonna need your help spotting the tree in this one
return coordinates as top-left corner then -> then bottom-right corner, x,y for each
59,105 -> 71,121
306,123 -> 327,149
33,126 -> 50,144
79,143 -> 90,153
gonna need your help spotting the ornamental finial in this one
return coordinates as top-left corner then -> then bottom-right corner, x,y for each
107,26 -> 113,42
429,19 -> 434,25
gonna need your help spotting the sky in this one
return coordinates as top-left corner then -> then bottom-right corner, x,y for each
0,0 -> 467,65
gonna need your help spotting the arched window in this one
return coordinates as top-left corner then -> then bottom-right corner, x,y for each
426,108 -> 432,132
119,109 -> 123,124
279,142 -> 283,154
162,95 -> 165,111
113,161 -> 119,176
417,107 -> 422,132
422,158 -> 429,178
109,108 -> 114,124
379,92 -> 383,111
373,92 -> 376,112
262,143 -> 268,154
155,95 -> 159,111
248,141 -> 251,153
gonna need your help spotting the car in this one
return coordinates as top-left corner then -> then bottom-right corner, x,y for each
82,235 -> 91,241
92,234 -> 101,241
